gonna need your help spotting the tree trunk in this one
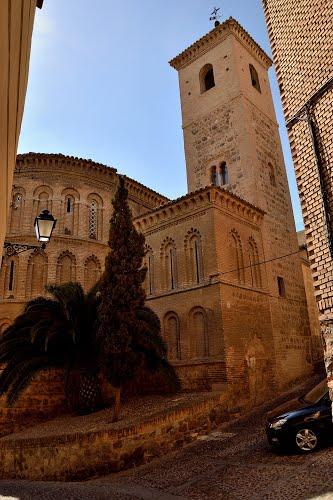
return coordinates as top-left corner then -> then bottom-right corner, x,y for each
113,387 -> 121,422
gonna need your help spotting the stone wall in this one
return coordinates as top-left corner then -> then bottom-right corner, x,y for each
0,391 -> 229,481
0,367 -> 67,438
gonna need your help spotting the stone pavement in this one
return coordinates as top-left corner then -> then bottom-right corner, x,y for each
0,378 -> 332,499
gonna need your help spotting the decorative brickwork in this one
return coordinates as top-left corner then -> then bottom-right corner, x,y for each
262,0 -> 333,390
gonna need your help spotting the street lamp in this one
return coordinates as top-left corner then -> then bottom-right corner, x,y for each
4,209 -> 57,256
34,210 -> 56,245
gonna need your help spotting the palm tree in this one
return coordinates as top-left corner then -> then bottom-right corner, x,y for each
0,282 -> 100,411
0,280 -> 179,414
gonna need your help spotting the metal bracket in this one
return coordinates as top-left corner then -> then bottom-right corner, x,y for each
3,242 -> 45,256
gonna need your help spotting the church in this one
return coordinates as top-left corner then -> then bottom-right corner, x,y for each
0,18 -> 322,403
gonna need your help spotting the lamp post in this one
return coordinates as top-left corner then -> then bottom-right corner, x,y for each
4,210 -> 57,256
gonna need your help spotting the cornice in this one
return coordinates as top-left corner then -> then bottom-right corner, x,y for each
16,153 -> 168,208
123,175 -> 169,207
169,17 -> 272,71
134,185 -> 265,233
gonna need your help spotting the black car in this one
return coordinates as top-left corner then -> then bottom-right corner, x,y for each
266,379 -> 332,452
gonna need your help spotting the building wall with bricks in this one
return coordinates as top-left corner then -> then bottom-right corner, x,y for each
262,0 -> 333,389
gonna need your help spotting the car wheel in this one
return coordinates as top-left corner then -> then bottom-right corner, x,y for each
295,427 -> 319,452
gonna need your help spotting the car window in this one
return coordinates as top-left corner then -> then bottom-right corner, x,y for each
303,379 -> 329,404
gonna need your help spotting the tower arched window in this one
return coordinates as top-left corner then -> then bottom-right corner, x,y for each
220,162 -> 229,185
161,238 -> 178,291
185,229 -> 203,284
163,312 -> 181,361
210,166 -> 218,186
168,247 -> 177,290
200,64 -> 215,93
230,230 -> 245,284
248,237 -> 262,288
144,246 -> 154,295
249,64 -> 261,93
190,307 -> 209,358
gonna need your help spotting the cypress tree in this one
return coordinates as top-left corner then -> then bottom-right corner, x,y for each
97,177 -> 179,420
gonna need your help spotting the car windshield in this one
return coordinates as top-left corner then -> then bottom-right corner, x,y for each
302,379 -> 328,404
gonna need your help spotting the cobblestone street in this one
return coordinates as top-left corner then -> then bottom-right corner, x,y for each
1,384 -> 333,500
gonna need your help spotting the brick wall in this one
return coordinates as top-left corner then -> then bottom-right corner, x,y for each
262,0 -> 333,391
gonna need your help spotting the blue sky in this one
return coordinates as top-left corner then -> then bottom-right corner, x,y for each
18,0 -> 303,230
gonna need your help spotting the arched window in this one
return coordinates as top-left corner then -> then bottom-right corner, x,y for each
249,64 -> 261,93
248,237 -> 262,288
26,252 -> 48,298
8,261 -> 15,291
185,229 -> 203,284
220,162 -> 229,185
66,196 -> 73,213
62,188 -> 80,236
144,245 -> 154,295
210,166 -> 218,186
89,201 -> 98,239
161,238 -> 178,291
229,230 -> 245,284
84,256 -> 101,291
32,186 -> 53,228
268,162 -> 276,187
190,307 -> 209,358
88,194 -> 103,241
10,189 -> 25,233
2,256 -> 18,298
163,312 -> 181,360
200,64 -> 215,93
57,252 -> 76,284
37,191 -> 50,213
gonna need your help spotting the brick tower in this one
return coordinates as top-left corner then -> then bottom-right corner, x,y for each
170,17 -> 314,386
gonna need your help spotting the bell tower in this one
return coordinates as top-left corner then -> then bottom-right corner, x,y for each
170,18 -> 313,387
170,18 -> 280,204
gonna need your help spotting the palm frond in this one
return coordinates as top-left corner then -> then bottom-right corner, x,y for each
6,357 -> 49,406
0,337 -> 30,363
0,354 -> 33,396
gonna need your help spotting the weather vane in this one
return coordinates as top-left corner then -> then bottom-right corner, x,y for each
210,7 -> 221,27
